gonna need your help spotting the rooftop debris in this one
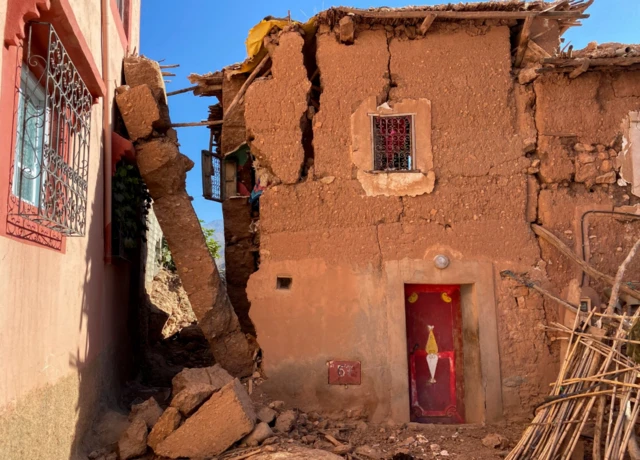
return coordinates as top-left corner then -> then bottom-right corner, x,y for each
539,42 -> 640,75
316,0 -> 592,28
502,227 -> 640,459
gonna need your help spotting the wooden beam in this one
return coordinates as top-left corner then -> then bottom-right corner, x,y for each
514,16 -> 533,68
418,13 -> 436,35
160,64 -> 180,69
170,120 -> 224,128
569,60 -> 590,79
531,224 -> 640,301
335,7 -> 588,20
543,57 -> 640,68
162,72 -> 176,77
224,54 -> 270,120
166,85 -> 199,97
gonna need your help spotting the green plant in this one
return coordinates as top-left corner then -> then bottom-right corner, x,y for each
200,219 -> 221,260
160,237 -> 176,271
160,221 -> 220,272
112,161 -> 152,249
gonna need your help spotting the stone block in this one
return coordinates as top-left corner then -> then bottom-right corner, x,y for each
135,138 -> 191,198
148,407 -> 182,451
115,85 -> 160,141
129,397 -> 163,428
170,383 -> 215,416
256,405 -> 277,424
156,379 -> 256,458
171,364 -> 234,395
339,16 -> 355,44
241,422 -> 274,447
118,418 -> 148,460
124,56 -> 166,101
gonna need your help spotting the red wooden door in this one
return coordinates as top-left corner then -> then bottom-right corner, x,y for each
405,284 -> 465,423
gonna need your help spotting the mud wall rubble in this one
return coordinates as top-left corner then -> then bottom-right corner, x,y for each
228,22 -> 640,421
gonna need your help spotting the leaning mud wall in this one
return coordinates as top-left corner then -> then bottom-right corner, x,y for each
117,57 -> 254,378
241,22 -> 640,422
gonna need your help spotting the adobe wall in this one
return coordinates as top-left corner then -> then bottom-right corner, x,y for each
223,197 -> 257,334
242,23 -> 640,422
0,1 -> 141,457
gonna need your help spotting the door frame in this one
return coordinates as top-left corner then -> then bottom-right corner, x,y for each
384,257 -> 503,424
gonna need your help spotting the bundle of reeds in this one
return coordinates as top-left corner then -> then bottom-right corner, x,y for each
504,227 -> 640,460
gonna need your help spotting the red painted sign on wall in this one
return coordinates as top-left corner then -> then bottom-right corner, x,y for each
328,360 -> 361,385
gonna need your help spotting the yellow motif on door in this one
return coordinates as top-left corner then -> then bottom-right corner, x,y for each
426,326 -> 438,355
441,292 -> 452,303
408,292 -> 418,304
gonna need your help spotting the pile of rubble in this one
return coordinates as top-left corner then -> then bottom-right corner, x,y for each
88,365 -> 341,460
88,364 -> 524,460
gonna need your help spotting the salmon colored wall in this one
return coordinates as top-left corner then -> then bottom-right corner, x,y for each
0,0 -> 141,457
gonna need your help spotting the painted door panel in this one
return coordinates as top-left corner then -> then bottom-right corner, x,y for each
405,284 -> 464,424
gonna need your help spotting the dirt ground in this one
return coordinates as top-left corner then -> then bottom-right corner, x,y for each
212,409 -> 527,460
203,380 -> 529,460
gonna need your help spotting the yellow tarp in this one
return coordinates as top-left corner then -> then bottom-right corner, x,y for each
228,17 -> 316,77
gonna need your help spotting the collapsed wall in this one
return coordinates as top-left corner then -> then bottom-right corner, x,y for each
116,56 -> 254,377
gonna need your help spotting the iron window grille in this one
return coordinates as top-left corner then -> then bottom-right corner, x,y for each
10,22 -> 92,237
202,150 -> 224,203
371,114 -> 415,171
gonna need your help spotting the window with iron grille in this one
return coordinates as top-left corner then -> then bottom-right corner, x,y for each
10,22 -> 92,237
371,114 -> 415,171
202,150 -> 223,203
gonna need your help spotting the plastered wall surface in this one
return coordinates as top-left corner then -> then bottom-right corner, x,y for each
0,1 -> 141,457
240,22 -> 640,422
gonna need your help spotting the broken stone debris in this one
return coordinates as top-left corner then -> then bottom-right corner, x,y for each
481,432 -> 509,449
107,365 -> 519,460
241,422 -> 275,447
171,363 -> 234,394
275,409 -> 297,433
128,397 -> 163,428
147,407 -> 182,451
170,382 -> 215,416
156,379 -> 256,458
257,404 -> 278,424
118,417 -> 148,460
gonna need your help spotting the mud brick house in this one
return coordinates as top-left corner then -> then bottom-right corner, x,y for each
0,0 -> 141,457
193,0 -> 640,426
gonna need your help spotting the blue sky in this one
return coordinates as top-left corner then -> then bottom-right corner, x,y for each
140,0 -> 639,224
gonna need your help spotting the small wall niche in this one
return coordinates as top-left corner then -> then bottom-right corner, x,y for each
276,276 -> 292,290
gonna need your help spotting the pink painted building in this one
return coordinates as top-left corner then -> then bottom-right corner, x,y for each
0,0 -> 142,457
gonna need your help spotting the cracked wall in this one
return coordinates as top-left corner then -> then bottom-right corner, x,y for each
245,32 -> 311,184
239,22 -> 640,422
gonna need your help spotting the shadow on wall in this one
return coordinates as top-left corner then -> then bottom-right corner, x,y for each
66,133 -> 136,459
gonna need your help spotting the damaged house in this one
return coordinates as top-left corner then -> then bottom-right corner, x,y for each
191,0 -> 640,426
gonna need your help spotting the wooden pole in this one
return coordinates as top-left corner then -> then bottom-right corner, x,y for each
418,13 -> 436,35
169,120 -> 224,128
166,85 -> 199,97
531,224 -> 640,301
335,7 -> 588,20
224,54 -> 270,120
160,64 -> 180,69
514,16 -> 533,68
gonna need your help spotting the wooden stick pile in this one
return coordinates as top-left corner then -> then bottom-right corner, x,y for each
505,233 -> 640,460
